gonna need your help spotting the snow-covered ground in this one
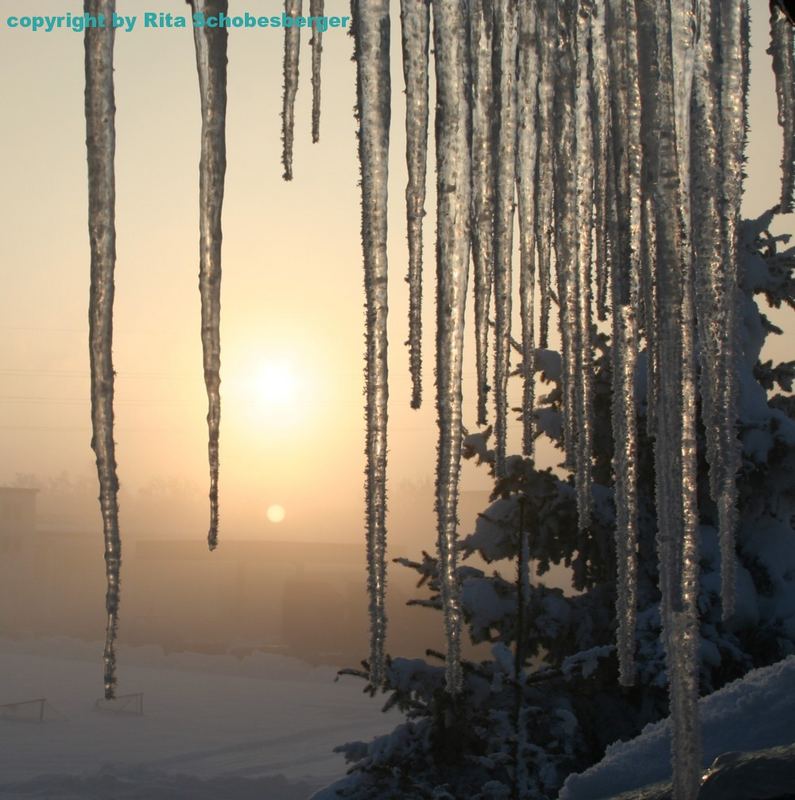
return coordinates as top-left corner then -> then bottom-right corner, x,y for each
560,656 -> 795,800
0,637 -> 396,799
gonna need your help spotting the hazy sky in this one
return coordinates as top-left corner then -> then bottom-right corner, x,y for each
0,1 -> 792,541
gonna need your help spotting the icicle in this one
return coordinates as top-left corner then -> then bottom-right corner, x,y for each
712,0 -> 749,619
573,1 -> 594,529
770,0 -> 795,212
534,1 -> 555,350
591,0 -> 610,322
85,0 -> 121,701
432,0 -> 471,694
310,0 -> 324,143
493,0 -> 519,477
281,0 -> 302,180
674,0 -> 702,792
636,0 -> 659,440
676,251 -> 701,800
641,194 -> 658,435
352,0 -> 391,689
636,1 -> 701,796
400,0 -> 431,410
191,0 -> 228,552
551,0 -> 579,470
517,1 -> 539,457
470,0 -> 496,425
604,0 -> 643,684
605,0 -> 643,303
612,306 -> 639,685
692,0 -> 745,621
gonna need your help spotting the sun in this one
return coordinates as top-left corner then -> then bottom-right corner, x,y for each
253,360 -> 299,409
267,504 -> 286,524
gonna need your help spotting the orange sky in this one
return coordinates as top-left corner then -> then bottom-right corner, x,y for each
0,0 -> 792,542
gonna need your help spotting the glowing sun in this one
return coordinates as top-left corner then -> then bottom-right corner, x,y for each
253,360 -> 299,409
267,504 -> 286,524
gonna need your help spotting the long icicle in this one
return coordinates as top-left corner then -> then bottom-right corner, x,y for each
433,0 -> 471,694
517,1 -> 539,457
692,0 -> 746,621
552,0 -> 579,470
591,0 -> 610,322
770,0 -> 795,212
714,0 -> 749,619
281,0 -> 303,180
470,0 -> 496,425
637,0 -> 681,726
310,0 -> 324,143
400,0 -> 430,410
637,0 -> 701,796
85,0 -> 121,700
352,0 -> 391,688
574,1 -> 594,529
534,0 -> 555,350
671,1 -> 701,795
493,0 -> 519,476
605,0 -> 642,686
191,0 -> 228,552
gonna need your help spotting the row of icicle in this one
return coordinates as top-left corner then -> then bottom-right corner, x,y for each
348,2 -> 793,799
82,0 -> 794,796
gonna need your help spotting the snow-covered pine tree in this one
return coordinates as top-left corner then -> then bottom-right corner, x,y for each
316,211 -> 795,800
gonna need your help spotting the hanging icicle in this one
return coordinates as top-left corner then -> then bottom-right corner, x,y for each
352,0 -> 391,688
591,0 -> 610,322
85,0 -> 121,701
493,0 -> 519,477
573,1 -> 595,529
692,1 -> 746,622
310,0 -> 324,143
400,0 -> 431,410
604,0 -> 642,685
636,0 -> 701,796
516,1 -> 539,458
770,0 -> 795,212
432,0 -> 471,694
551,0 -> 579,472
712,0 -> 748,619
534,1 -> 555,352
282,0 -> 303,180
190,0 -> 228,552
470,0 -> 496,425
611,304 -> 639,685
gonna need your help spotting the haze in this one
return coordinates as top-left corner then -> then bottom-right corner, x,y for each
0,1 -> 792,661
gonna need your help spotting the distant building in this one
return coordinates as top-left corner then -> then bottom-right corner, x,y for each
0,487 -> 38,553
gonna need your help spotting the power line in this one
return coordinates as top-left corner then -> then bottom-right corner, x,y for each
0,368 -> 193,380
0,396 -> 190,405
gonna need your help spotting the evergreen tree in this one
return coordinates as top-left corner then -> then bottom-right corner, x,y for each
317,212 -> 795,800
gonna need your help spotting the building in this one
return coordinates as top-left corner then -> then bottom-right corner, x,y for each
0,487 -> 38,554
